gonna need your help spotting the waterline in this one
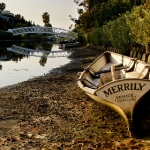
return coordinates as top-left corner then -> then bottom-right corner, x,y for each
0,56 -> 70,88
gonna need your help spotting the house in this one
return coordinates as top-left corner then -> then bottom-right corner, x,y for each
0,10 -> 15,27
1,10 -> 14,17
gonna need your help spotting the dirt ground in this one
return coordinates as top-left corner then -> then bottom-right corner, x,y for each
0,46 -> 150,150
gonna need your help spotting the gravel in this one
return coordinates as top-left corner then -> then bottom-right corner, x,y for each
0,46 -> 149,149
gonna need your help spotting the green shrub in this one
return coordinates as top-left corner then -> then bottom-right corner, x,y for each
125,5 -> 150,53
86,4 -> 150,54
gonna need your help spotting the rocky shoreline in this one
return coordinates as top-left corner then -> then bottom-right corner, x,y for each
0,46 -> 149,149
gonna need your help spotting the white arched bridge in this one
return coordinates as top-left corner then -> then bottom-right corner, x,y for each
8,26 -> 77,39
7,45 -> 72,58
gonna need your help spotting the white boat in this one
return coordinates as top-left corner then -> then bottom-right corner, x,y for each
78,51 -> 150,138
64,42 -> 80,47
59,42 -> 80,49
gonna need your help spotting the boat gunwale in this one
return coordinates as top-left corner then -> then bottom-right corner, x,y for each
94,78 -> 150,93
78,77 -> 150,95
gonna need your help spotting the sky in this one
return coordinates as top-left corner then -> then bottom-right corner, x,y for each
2,0 -> 79,30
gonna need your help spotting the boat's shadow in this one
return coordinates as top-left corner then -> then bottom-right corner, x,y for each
132,90 -> 150,139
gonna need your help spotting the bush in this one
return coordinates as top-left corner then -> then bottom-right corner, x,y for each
125,5 -> 150,53
86,3 -> 150,54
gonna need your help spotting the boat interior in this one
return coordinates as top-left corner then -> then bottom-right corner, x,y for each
79,51 -> 150,89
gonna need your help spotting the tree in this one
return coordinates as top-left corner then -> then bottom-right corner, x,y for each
20,17 -> 26,24
71,0 -> 146,33
42,12 -> 50,26
39,56 -> 47,66
78,8 -> 83,15
0,3 -> 6,14
45,23 -> 52,27
15,23 -> 28,28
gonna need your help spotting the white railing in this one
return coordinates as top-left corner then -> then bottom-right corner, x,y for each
8,26 -> 77,39
7,45 -> 72,58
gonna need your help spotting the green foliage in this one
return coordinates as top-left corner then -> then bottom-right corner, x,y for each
77,34 -> 84,43
15,17 -> 33,27
125,5 -> 150,52
102,14 -> 131,54
83,33 -> 89,44
42,12 -> 50,26
72,0 -> 146,33
88,28 -> 102,46
15,23 -> 28,28
84,3 -> 150,54
95,0 -> 132,27
0,15 -> 34,31
78,11 -> 95,33
45,23 -> 52,27
0,3 -> 5,14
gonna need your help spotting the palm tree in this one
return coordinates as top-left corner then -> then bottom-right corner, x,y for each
0,3 -> 6,14
39,56 -> 47,66
42,12 -> 50,26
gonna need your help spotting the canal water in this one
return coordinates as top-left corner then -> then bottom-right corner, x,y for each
0,41 -> 71,88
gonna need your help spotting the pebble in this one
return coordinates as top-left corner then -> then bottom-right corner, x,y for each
0,47 -> 149,149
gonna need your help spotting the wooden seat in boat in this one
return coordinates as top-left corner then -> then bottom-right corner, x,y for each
79,66 -> 107,89
81,53 -> 143,88
124,61 -> 150,79
120,57 -> 137,78
101,63 -> 118,70
83,62 -> 125,88
82,77 -> 102,89
83,63 -> 118,88
122,56 -> 136,72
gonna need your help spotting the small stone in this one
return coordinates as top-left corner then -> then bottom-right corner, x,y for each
130,145 -> 140,149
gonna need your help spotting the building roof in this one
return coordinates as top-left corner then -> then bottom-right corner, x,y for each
1,10 -> 14,17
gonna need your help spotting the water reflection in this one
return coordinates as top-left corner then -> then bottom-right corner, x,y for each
7,44 -> 72,66
0,41 -> 71,88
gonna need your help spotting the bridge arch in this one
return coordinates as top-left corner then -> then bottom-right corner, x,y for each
7,45 -> 72,58
8,26 -> 77,39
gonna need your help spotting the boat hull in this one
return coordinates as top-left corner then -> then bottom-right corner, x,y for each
78,51 -> 150,138
80,78 -> 150,137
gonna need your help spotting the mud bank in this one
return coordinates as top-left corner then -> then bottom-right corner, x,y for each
0,46 -> 149,149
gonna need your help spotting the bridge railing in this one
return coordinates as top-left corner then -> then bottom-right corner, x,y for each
8,26 -> 77,39
7,45 -> 72,58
